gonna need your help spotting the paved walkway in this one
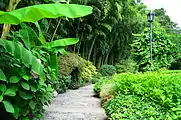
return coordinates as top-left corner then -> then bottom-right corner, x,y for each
44,85 -> 107,120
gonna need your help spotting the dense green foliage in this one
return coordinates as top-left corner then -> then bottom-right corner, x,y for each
1,0 -> 180,69
54,76 -> 71,93
115,59 -> 136,73
170,58 -> 181,70
99,65 -> 116,76
104,95 -> 171,120
0,4 -> 92,25
0,67 -> 53,119
0,3 -> 92,119
0,0 -> 181,119
131,28 -> 174,71
58,53 -> 97,89
23,0 -> 147,68
169,34 -> 181,70
94,71 -> 181,119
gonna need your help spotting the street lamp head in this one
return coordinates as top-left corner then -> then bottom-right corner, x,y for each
147,11 -> 155,22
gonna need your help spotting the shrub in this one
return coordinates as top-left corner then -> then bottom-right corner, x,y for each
99,65 -> 116,76
0,62 -> 53,120
91,72 -> 102,84
104,95 -> 172,120
100,83 -> 115,104
170,58 -> 181,70
93,77 -> 112,95
94,70 -> 181,119
57,53 -> 85,76
80,61 -> 97,82
68,79 -> 85,89
131,28 -> 174,72
54,76 -> 71,94
57,53 -> 97,89
93,79 -> 105,95
115,59 -> 136,73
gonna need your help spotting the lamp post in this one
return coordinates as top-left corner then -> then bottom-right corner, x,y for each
147,11 -> 155,70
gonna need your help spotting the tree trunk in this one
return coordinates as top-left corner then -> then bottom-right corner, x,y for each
87,36 -> 96,61
51,18 -> 61,41
97,55 -> 102,68
1,0 -> 21,39
77,32 -> 84,54
92,46 -> 97,65
109,52 -> 114,65
104,53 -> 109,64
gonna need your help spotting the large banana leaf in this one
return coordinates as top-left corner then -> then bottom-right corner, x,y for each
0,40 -> 45,80
43,38 -> 79,50
42,38 -> 78,76
0,4 -> 93,25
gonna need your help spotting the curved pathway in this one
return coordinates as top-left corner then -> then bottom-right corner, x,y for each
44,85 -> 107,120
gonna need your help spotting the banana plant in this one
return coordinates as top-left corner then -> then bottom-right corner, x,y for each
0,3 -> 92,118
0,3 -> 92,78
0,4 -> 92,25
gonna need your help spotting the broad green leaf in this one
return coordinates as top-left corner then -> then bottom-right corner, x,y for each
0,4 -> 93,25
4,88 -> 16,96
43,38 -> 79,50
30,85 -> 37,92
29,100 -> 36,109
172,107 -> 181,111
58,48 -> 67,55
22,75 -> 32,81
0,84 -> 7,92
19,28 -> 30,50
19,91 -> 32,100
0,96 -> 3,102
21,82 -> 30,90
34,22 -> 46,44
9,76 -> 20,83
21,117 -> 29,120
20,23 -> 38,46
0,40 -> 45,80
50,53 -> 58,76
3,101 -> 14,113
0,69 -> 7,82
21,108 -> 28,116
13,105 -> 20,119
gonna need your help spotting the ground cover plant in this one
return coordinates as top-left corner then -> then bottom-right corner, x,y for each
94,70 -> 181,119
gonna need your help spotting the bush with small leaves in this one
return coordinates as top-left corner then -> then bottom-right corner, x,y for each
115,59 -> 136,73
99,65 -> 116,76
55,76 -> 71,94
58,53 -> 97,89
0,61 -> 53,120
95,70 -> 181,119
104,95 -> 171,120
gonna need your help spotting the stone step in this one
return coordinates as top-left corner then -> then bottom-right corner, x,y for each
45,112 -> 107,120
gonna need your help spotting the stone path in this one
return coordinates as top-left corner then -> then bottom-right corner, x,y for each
44,85 -> 107,120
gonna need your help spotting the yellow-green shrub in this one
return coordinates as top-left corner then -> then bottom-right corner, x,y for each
80,61 -> 97,82
57,53 -> 97,89
100,83 -> 115,104
58,53 -> 85,76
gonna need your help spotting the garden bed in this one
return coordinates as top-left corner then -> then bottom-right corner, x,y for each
94,70 -> 181,119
